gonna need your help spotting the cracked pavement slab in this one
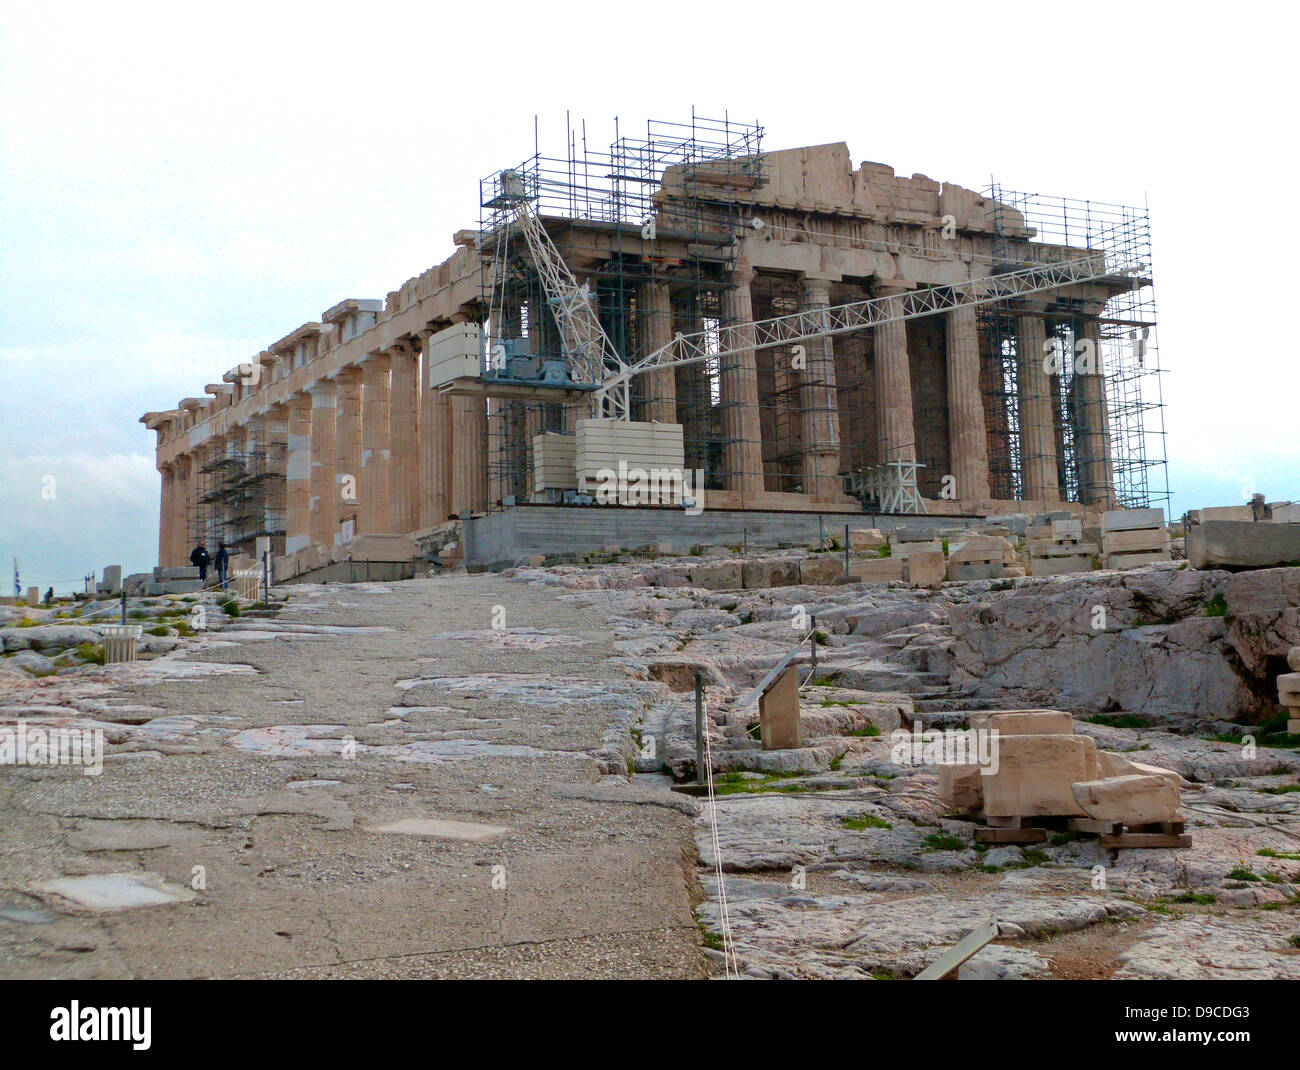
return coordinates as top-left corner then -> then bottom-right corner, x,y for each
0,576 -> 706,979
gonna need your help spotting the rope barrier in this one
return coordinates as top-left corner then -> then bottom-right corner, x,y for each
699,683 -> 738,979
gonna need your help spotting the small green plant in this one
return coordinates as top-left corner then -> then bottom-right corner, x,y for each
813,630 -> 829,646
146,625 -> 171,637
746,722 -> 761,742
217,596 -> 241,617
1260,785 -> 1300,795
75,642 -> 106,665
829,756 -> 842,772
1289,935 -> 1300,949
1173,892 -> 1217,905
1258,848 -> 1300,861
1203,593 -> 1228,617
923,832 -> 966,852
1226,867 -> 1260,883
841,814 -> 891,831
847,725 -> 881,738
877,543 -> 892,558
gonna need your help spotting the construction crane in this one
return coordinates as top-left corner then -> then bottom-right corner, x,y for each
496,170 -> 630,409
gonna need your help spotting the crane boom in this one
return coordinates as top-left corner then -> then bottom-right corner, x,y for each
592,252 -> 1147,415
500,170 -> 628,402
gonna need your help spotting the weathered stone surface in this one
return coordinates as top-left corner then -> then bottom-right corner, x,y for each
688,562 -> 742,590
847,557 -> 904,583
848,528 -> 886,552
1189,520 -> 1300,571
948,569 -> 1259,718
970,710 -> 1074,736
799,557 -> 843,586
906,549 -> 945,587
1224,567 -> 1300,678
938,762 -> 983,811
741,559 -> 800,590
1102,508 -> 1166,532
1071,774 -> 1181,825
1096,750 -> 1185,788
979,734 -> 1097,817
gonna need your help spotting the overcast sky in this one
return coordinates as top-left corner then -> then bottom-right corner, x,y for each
2,1 -> 1295,593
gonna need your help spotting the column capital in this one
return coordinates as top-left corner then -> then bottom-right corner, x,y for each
730,258 -> 756,285
802,273 -> 837,304
329,365 -> 363,387
872,278 -> 915,298
307,381 -> 337,404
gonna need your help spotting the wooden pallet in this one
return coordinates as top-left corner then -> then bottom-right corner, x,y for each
1070,817 -> 1191,849
974,817 -> 1048,844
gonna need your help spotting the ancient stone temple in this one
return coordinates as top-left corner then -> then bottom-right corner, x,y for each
141,116 -> 1164,578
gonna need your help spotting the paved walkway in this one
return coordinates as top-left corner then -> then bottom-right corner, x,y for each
0,576 -> 705,978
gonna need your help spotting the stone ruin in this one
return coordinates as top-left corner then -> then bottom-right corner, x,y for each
938,710 -> 1189,849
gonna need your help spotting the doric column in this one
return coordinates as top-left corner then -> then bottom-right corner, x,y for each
308,381 -> 338,550
417,329 -> 445,528
158,463 -> 174,565
1073,316 -> 1114,507
261,404 -> 288,556
334,367 -> 363,534
359,353 -> 392,534
800,275 -> 842,500
637,281 -> 676,423
874,287 -> 917,463
284,394 -> 313,554
719,260 -> 764,501
387,343 -> 420,533
945,305 -> 991,500
1015,313 -> 1060,503
451,395 -> 487,516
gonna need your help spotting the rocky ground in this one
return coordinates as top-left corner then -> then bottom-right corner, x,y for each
3,550 -> 1298,979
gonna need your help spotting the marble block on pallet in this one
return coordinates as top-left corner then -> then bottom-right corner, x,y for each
1071,774 -> 1181,826
1102,507 -> 1166,533
979,734 -> 1098,818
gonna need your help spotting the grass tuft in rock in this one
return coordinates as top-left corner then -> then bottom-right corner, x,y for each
1258,848 -> 1300,861
75,642 -> 105,665
1225,867 -> 1260,883
841,814 -> 891,831
847,725 -> 880,737
922,832 -> 965,852
1203,593 -> 1228,617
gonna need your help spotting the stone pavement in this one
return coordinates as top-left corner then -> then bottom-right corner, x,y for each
0,576 -> 706,979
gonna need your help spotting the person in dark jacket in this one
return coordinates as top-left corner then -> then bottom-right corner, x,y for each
214,542 -> 230,589
190,542 -> 210,583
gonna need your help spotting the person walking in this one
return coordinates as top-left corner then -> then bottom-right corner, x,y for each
190,541 -> 210,584
214,542 -> 230,590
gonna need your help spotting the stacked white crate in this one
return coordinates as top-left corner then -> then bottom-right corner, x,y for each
425,324 -> 483,387
575,418 -> 687,505
533,433 -> 577,492
1101,508 -> 1171,569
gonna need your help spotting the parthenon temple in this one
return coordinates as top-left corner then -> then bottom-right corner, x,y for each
141,117 -> 1163,577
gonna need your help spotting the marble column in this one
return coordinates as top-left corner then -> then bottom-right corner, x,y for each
1073,316 -> 1114,507
334,367 -> 363,535
308,381 -> 338,550
284,395 -> 313,554
360,353 -> 392,534
637,281 -> 676,424
719,260 -> 764,502
874,289 -> 917,463
451,396 -> 487,516
800,275 -> 842,500
945,306 -> 992,501
158,463 -> 175,565
418,330 -> 446,528
387,344 -> 421,533
1016,313 -> 1060,503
